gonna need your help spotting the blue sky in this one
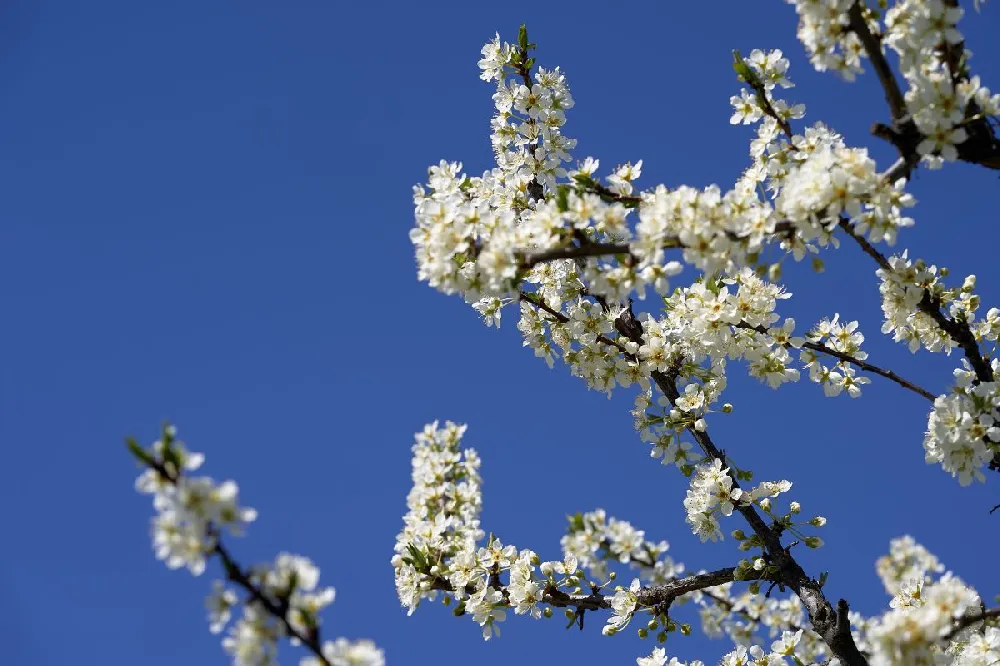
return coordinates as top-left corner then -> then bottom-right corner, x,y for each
2,1 -> 1000,665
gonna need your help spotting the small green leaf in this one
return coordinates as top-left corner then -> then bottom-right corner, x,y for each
125,437 -> 155,467
518,24 -> 528,52
556,185 -> 570,212
732,49 -> 753,82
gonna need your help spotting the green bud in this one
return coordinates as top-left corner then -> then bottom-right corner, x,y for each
657,631 -> 667,643
680,623 -> 692,636
805,536 -> 824,549
638,628 -> 649,639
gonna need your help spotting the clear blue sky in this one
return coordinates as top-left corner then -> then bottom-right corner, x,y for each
2,2 -> 999,665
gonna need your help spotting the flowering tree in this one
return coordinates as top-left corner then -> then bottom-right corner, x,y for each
129,2 -> 1000,666
396,2 -> 1000,666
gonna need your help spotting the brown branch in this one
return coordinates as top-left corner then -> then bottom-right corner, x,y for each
850,0 -> 1000,171
942,606 -> 1000,641
524,242 -> 634,268
802,338 -> 935,401
582,181 -> 643,208
847,2 -> 908,123
429,566 -> 761,615
836,219 -> 994,383
518,291 -> 630,355
649,366 -> 868,666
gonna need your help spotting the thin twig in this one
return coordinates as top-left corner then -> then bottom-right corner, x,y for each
735,321 -> 935,401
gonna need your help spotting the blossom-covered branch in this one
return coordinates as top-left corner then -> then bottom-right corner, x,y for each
128,425 -> 383,666
406,13 -> 1000,666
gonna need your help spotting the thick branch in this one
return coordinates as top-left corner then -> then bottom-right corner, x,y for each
524,242 -> 633,268
847,2 -> 908,123
850,1 -> 1000,171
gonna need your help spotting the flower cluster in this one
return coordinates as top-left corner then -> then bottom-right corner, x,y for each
775,135 -> 915,247
847,539 -> 1000,666
924,359 -> 1000,485
800,314 -> 870,397
682,458 -> 794,543
885,0 -> 1000,166
727,49 -> 918,252
875,535 -> 945,596
784,0 -> 865,79
877,252 -> 981,354
134,425 -> 257,576
393,421 -> 582,640
695,583 -> 829,662
478,32 -> 577,191
561,509 -> 683,585
867,573 -> 982,666
636,647 -> 704,666
131,425 -> 383,666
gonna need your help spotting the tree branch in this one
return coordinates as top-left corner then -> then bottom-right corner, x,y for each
836,219 -> 994,384
429,566 -> 764,615
735,321 -> 936,401
847,2 -> 908,124
942,606 -> 1000,641
524,242 -> 634,268
643,362 -> 869,665
849,0 -> 1000,172
574,301 -> 870,665
144,458 -> 332,666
